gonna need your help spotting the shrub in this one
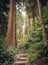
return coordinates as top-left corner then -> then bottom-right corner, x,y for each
0,37 -> 16,65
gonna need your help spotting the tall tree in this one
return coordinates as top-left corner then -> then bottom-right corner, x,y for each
37,0 -> 48,47
25,0 -> 37,31
6,0 -> 17,48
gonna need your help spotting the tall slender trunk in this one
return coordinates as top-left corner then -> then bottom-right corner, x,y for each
6,0 -> 17,48
37,0 -> 48,46
20,26 -> 22,39
32,10 -> 35,31
47,1 -> 48,5
25,22 -> 28,35
6,0 -> 13,46
28,17 -> 31,34
29,17 -> 31,27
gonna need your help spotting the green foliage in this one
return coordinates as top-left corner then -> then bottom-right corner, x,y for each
0,0 -> 9,37
0,51 -> 14,65
18,13 -> 45,64
18,29 -> 44,64
0,0 -> 48,65
43,5 -> 48,36
17,5 -> 48,65
0,36 -> 6,52
43,5 -> 48,23
7,46 -> 17,56
0,37 -> 16,65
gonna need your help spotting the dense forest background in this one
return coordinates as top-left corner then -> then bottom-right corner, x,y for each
0,0 -> 48,65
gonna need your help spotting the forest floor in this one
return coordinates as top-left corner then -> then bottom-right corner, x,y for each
35,55 -> 48,65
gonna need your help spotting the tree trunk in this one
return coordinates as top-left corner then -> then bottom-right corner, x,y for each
28,17 -> 31,34
25,22 -> 28,35
37,0 -> 48,46
6,0 -> 17,48
6,0 -> 13,46
47,1 -> 48,5
19,26 -> 22,39
32,10 -> 35,31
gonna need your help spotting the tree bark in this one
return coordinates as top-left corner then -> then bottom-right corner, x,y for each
6,0 -> 17,48
28,17 -> 31,34
47,1 -> 48,5
37,0 -> 48,46
32,10 -> 35,31
6,0 -> 13,46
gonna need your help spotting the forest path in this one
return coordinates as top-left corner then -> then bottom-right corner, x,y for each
11,53 -> 29,65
